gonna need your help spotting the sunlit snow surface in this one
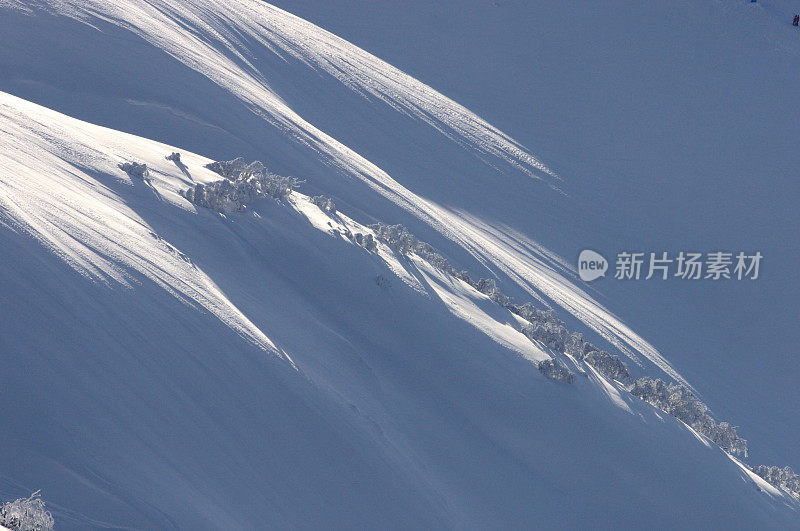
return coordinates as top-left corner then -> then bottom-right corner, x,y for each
0,90 -> 543,369
0,93 -> 288,362
0,0 -> 688,387
1,0 -> 799,527
1,92 -> 796,528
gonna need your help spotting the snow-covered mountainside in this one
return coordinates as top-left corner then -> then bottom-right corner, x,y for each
0,0 -> 798,528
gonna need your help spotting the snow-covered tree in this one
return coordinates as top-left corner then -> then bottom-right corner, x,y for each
751,465 -> 800,499
369,223 -> 452,271
629,377 -> 747,456
260,174 -> 302,200
513,307 -> 568,352
453,270 -> 473,284
0,491 -> 54,531
473,278 -> 511,306
563,332 -> 586,359
538,358 -> 575,384
353,232 -> 377,252
182,158 -> 302,212
204,157 -> 248,179
118,161 -> 149,180
508,304 -> 564,328
712,422 -> 748,458
506,302 -> 537,321
584,349 -> 631,382
310,195 -> 336,214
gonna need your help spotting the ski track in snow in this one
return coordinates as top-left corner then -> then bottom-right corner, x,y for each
0,0 -> 688,387
0,92 -> 290,364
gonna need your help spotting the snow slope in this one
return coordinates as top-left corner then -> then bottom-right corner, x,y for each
266,0 -> 800,469
0,0 -> 689,387
0,0 -> 798,527
1,87 -> 797,529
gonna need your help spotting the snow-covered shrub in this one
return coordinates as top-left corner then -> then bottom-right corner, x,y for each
261,174 -> 302,200
311,195 -> 336,214
453,270 -> 473,284
0,491 -> 54,531
118,161 -> 149,180
538,359 -> 574,384
751,465 -> 800,498
506,302 -> 535,321
507,303 -> 558,325
516,307 -> 568,352
473,278 -> 511,306
710,422 -> 748,458
629,377 -> 747,456
204,157 -> 249,179
165,152 -> 181,162
584,349 -> 630,382
369,223 -> 452,271
353,233 -> 377,252
564,332 -> 586,360
182,158 -> 302,212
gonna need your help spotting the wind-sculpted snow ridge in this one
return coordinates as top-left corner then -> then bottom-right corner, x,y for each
370,218 -> 692,389
362,219 -> 750,458
67,0 -> 560,184
448,210 -> 693,390
9,0 -> 555,180
0,92 -> 289,364
0,0 -> 689,389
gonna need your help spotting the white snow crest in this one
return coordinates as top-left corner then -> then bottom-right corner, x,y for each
0,92 -> 288,363
0,0 -> 684,384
